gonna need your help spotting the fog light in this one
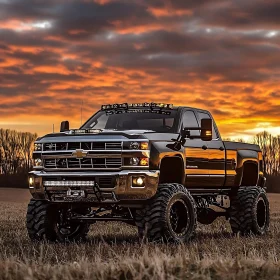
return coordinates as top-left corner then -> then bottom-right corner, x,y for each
29,177 -> 34,187
136,177 -> 144,185
132,176 -> 145,187
130,157 -> 140,166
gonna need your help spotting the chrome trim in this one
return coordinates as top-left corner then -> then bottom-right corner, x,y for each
30,170 -> 159,177
36,139 -> 150,143
122,166 -> 149,169
39,149 -> 150,154
42,154 -> 122,159
29,170 -> 159,202
43,168 -> 122,171
38,139 -> 150,170
42,141 -> 123,151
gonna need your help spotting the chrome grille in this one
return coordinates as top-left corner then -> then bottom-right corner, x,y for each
43,142 -> 122,151
44,157 -> 122,169
105,142 -> 122,150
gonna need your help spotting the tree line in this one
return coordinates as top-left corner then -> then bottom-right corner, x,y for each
0,128 -> 278,177
0,129 -> 37,175
253,131 -> 280,176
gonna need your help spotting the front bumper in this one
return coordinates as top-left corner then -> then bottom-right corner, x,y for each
28,170 -> 159,203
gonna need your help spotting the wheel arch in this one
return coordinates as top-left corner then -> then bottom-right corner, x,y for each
159,155 -> 185,185
234,150 -> 260,187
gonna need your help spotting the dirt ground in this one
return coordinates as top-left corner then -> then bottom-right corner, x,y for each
0,189 -> 280,280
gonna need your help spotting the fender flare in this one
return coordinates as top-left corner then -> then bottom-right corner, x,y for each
235,150 -> 259,186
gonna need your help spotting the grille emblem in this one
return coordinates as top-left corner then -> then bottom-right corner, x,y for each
72,149 -> 88,159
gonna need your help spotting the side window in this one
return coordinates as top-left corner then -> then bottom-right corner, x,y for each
198,112 -> 218,139
183,111 -> 200,136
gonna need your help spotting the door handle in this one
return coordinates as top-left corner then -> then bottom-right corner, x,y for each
202,145 -> 208,150
219,146 -> 225,151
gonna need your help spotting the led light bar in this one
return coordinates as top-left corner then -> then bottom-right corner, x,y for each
70,129 -> 102,134
44,181 -> 95,187
101,102 -> 173,111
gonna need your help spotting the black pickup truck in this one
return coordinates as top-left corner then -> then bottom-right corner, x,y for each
27,102 -> 269,243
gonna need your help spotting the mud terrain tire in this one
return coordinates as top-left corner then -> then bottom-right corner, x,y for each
26,199 -> 90,242
135,183 -> 197,243
229,186 -> 270,235
26,199 -> 57,241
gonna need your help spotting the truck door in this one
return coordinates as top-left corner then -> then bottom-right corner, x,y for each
182,110 -> 210,187
197,111 -> 226,187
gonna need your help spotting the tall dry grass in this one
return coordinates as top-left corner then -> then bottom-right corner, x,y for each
1,193 -> 280,279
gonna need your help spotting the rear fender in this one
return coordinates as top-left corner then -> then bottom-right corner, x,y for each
235,150 -> 259,186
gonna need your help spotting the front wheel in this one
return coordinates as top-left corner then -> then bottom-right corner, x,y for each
53,207 -> 91,243
229,186 -> 270,235
26,199 -> 91,242
135,183 -> 197,243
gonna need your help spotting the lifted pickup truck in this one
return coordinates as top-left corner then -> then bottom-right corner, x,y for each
27,102 -> 269,243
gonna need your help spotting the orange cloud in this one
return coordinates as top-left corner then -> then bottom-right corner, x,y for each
0,0 -> 280,138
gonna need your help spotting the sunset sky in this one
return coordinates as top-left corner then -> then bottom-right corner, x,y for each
0,0 -> 280,140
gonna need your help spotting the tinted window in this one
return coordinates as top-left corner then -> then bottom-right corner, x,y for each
82,110 -> 178,133
183,111 -> 200,136
198,112 -> 218,139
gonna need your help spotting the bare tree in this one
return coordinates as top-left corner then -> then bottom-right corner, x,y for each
0,129 -> 37,174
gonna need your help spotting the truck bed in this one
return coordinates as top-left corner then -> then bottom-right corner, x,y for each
223,141 -> 261,152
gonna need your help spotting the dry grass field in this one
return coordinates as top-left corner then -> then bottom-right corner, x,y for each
1,189 -> 280,280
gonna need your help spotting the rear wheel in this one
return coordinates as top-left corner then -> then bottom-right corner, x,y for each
229,186 -> 270,235
135,183 -> 197,243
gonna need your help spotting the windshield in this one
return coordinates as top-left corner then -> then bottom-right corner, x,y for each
82,110 -> 178,133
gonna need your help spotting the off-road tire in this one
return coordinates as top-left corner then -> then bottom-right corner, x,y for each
229,186 -> 270,235
135,183 -> 197,243
26,199 -> 57,241
26,199 -> 90,242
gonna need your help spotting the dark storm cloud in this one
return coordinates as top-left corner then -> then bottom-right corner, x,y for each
0,0 -> 280,136
196,0 -> 280,29
0,29 -> 65,48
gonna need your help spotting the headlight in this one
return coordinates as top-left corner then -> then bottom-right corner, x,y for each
130,142 -> 140,150
34,158 -> 42,166
129,142 -> 149,150
130,157 -> 140,166
129,157 -> 149,166
139,158 -> 149,166
34,143 -> 42,151
140,142 -> 149,150
29,177 -> 34,187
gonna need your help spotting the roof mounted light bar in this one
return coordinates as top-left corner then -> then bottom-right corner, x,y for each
101,102 -> 173,111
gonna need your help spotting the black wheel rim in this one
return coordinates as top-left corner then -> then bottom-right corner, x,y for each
56,210 -> 82,239
257,197 -> 267,229
169,199 -> 190,236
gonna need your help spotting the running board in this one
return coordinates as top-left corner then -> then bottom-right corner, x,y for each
188,188 -> 231,195
71,215 -> 134,224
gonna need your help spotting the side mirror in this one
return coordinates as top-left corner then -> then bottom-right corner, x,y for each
200,118 -> 212,141
60,121 -> 69,132
169,118 -> 213,151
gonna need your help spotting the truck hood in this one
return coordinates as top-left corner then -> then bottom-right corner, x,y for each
36,129 -> 154,142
